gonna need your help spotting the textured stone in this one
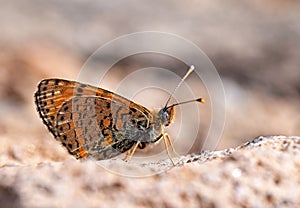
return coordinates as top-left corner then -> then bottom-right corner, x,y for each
0,136 -> 299,207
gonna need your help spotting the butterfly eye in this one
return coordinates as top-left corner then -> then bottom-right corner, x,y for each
163,111 -> 169,121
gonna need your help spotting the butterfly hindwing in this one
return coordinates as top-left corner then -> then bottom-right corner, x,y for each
56,96 -> 152,159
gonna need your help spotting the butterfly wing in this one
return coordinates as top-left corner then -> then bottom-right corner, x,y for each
35,78 -> 153,159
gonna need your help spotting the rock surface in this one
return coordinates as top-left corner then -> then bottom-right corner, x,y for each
0,136 -> 299,208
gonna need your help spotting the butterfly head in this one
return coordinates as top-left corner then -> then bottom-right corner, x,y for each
158,106 -> 175,127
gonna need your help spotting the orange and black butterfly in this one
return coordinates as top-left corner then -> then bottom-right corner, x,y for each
34,66 -> 204,165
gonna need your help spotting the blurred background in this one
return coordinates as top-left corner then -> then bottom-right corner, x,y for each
0,0 -> 299,163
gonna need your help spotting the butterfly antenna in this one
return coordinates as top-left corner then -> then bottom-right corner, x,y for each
164,65 -> 195,108
166,98 -> 205,109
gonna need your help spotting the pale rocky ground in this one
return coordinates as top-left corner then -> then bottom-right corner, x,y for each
0,136 -> 299,208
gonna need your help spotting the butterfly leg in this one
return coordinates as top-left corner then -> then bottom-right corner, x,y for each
162,134 -> 176,166
164,133 -> 180,157
123,141 -> 141,162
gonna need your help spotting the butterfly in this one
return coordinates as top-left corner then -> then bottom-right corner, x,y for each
34,65 -> 204,165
